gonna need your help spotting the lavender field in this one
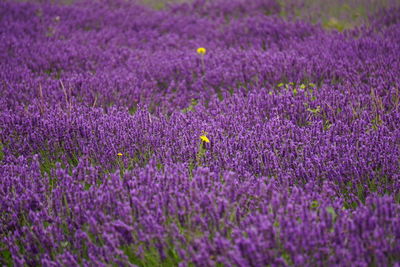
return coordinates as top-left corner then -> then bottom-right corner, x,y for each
1,0 -> 400,266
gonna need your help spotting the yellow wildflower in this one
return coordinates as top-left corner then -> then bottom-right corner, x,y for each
200,135 -> 210,143
197,47 -> 206,55
117,153 -> 123,156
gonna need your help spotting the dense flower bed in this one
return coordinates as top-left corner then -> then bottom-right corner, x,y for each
1,0 -> 399,266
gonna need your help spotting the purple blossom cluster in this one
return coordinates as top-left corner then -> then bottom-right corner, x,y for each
1,0 -> 400,266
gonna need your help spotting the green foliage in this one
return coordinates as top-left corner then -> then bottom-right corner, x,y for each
196,142 -> 207,167
324,17 -> 347,32
181,98 -> 198,113
310,200 -> 320,209
277,0 -> 389,31
121,244 -> 181,267
129,103 -> 138,115
188,159 -> 195,179
39,149 -> 58,176
132,149 -> 154,168
325,206 -> 337,221
140,0 -> 186,10
307,106 -> 321,114
0,243 -> 13,267
0,142 -> 4,162
281,250 -> 293,265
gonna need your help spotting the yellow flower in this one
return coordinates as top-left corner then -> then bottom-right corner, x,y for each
117,153 -> 123,156
300,84 -> 306,89
197,47 -> 206,55
200,135 -> 210,143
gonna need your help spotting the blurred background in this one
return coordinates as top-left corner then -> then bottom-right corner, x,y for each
140,0 -> 399,30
